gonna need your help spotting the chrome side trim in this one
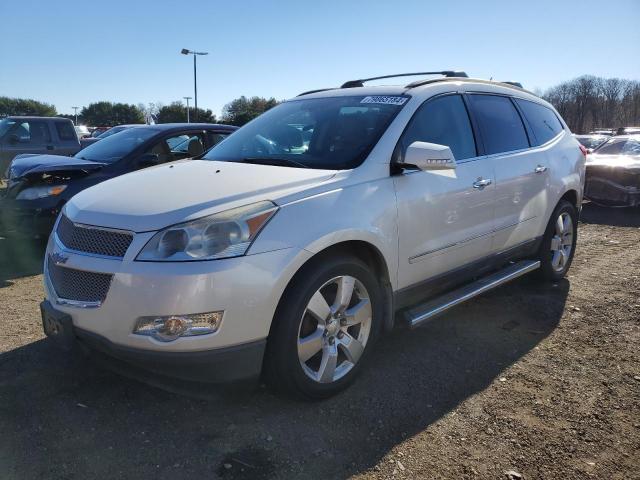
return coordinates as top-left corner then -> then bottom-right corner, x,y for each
408,216 -> 537,263
409,229 -> 493,263
406,260 -> 540,328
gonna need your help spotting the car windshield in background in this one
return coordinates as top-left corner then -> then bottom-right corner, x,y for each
98,126 -> 129,138
594,138 -> 640,156
74,127 -> 157,163
577,136 -> 608,150
0,118 -> 16,137
202,95 -> 408,169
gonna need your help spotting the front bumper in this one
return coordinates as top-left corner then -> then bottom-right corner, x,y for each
585,165 -> 640,206
0,196 -> 61,236
43,227 -> 311,380
41,299 -> 266,382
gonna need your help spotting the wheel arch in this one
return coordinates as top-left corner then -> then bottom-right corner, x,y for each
269,239 -> 396,343
560,189 -> 579,209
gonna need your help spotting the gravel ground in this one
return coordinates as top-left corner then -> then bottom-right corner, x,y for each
0,203 -> 638,479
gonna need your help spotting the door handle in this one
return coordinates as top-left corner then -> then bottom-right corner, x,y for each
534,165 -> 548,173
46,145 -> 54,150
472,178 -> 492,189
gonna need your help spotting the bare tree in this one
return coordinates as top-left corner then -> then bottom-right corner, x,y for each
543,76 -> 640,133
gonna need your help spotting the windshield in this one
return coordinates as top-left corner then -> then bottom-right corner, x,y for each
595,138 -> 640,156
0,118 -> 15,138
202,95 -> 408,169
98,126 -> 129,139
74,127 -> 157,163
577,136 -> 607,150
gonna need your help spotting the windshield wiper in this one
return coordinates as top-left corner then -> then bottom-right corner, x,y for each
241,157 -> 310,169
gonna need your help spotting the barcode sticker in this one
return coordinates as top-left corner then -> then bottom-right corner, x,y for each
360,96 -> 408,106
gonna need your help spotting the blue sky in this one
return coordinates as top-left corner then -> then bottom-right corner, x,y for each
1,0 -> 639,117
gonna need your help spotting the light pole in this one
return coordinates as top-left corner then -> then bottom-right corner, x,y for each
180,48 -> 208,122
72,106 -> 79,125
183,96 -> 192,123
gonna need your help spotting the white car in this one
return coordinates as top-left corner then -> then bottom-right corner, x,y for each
40,71 -> 585,399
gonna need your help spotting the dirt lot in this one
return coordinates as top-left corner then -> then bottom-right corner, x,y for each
0,203 -> 638,479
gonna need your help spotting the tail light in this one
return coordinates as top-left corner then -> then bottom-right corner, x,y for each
579,145 -> 588,157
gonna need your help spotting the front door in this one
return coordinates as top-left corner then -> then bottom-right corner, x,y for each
394,93 -> 495,290
1,119 -> 54,174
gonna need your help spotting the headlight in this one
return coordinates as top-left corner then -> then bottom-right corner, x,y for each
136,201 -> 278,261
16,185 -> 67,200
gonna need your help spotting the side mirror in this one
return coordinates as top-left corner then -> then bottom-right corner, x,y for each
7,134 -> 19,145
400,141 -> 457,171
135,153 -> 160,169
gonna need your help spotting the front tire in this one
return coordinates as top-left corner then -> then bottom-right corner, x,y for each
264,255 -> 382,399
536,200 -> 578,281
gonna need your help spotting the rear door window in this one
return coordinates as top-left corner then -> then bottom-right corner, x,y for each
398,94 -> 477,161
515,99 -> 564,145
469,94 -> 530,155
55,122 -> 77,141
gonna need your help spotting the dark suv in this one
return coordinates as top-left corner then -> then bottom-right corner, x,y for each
0,116 -> 81,175
1,123 -> 237,236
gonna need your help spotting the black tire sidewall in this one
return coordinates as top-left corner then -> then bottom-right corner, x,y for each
265,255 -> 383,399
538,200 -> 578,281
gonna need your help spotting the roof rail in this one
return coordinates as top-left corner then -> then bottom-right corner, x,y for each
297,88 -> 335,97
501,81 -> 523,88
341,71 -> 468,88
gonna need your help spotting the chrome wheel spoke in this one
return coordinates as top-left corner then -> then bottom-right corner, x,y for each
551,250 -> 562,268
298,327 -> 324,362
317,343 -> 338,383
332,276 -> 355,314
343,299 -> 371,327
338,332 -> 364,364
307,290 -> 331,324
555,215 -> 564,236
298,275 -> 373,384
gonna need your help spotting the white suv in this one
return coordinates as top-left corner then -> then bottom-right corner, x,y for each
40,72 -> 585,399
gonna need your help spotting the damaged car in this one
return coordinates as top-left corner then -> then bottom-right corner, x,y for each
585,135 -> 640,207
1,123 -> 237,236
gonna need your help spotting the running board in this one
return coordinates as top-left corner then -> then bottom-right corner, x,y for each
405,260 -> 540,329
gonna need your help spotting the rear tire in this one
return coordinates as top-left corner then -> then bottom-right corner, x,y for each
264,254 -> 382,400
536,200 -> 578,282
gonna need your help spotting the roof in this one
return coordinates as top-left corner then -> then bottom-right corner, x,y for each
294,77 -> 539,101
5,116 -> 72,121
143,123 -> 237,132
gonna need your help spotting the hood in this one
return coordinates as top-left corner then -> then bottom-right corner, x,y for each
66,160 -> 338,231
587,154 -> 640,171
9,154 -> 106,180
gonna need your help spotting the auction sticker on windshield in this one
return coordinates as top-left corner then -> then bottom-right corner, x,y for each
360,96 -> 408,105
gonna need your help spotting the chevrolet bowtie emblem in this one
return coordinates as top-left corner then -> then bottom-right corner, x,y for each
51,252 -> 69,265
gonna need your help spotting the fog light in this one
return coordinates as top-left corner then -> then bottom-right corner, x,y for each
133,311 -> 223,342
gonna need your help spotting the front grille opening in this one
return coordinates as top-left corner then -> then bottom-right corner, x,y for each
48,257 -> 113,303
56,215 -> 133,258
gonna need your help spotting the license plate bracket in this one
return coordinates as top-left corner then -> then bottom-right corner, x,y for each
40,301 -> 75,351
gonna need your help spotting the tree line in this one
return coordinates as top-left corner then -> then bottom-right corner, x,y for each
0,95 -> 279,127
543,76 -> 640,134
2,75 -> 639,132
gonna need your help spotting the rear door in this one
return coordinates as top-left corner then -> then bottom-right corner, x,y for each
394,93 -> 496,290
467,94 -> 548,251
52,120 -> 81,156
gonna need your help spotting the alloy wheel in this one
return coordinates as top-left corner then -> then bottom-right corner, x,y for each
297,275 -> 372,383
550,212 -> 574,272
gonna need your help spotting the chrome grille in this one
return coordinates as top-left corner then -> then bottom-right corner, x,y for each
47,257 -> 113,303
56,214 -> 133,258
